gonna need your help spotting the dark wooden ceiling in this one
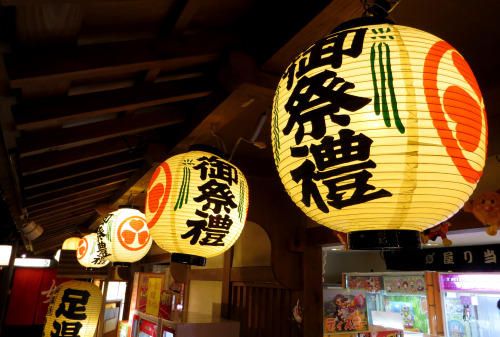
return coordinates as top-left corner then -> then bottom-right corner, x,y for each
0,0 -> 366,256
1,0 -> 499,257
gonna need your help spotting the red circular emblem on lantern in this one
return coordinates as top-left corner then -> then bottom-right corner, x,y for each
117,216 -> 150,251
424,40 -> 486,184
76,237 -> 88,260
145,162 -> 172,229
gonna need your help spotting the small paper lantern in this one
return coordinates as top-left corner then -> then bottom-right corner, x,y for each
76,233 -> 109,268
271,18 -> 487,248
96,207 -> 153,264
43,280 -> 102,337
62,237 -> 81,250
145,148 -> 249,264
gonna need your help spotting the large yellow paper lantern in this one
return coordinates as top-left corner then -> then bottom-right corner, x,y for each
96,206 -> 153,264
145,148 -> 249,264
76,233 -> 109,268
271,18 -> 487,248
43,280 -> 102,337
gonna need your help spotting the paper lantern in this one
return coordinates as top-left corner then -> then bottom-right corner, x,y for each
271,17 -> 487,248
96,206 -> 153,264
146,147 -> 249,264
76,233 -> 109,268
62,237 -> 81,250
43,280 -> 102,337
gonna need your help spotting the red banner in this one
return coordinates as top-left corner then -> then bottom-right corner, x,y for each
4,268 -> 71,325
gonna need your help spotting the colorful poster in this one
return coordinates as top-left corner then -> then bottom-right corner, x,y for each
385,301 -> 415,330
145,277 -> 162,316
383,275 -> 426,295
346,276 -> 382,293
323,289 -> 368,334
138,318 -> 157,337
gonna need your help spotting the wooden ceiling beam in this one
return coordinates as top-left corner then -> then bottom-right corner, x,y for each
13,77 -> 213,130
27,190 -> 113,216
21,151 -> 144,187
36,211 -> 98,229
16,107 -> 186,157
30,202 -> 102,223
18,137 -> 139,175
24,162 -> 140,198
25,183 -> 119,210
261,0 -> 366,76
26,176 -> 129,207
4,38 -> 221,89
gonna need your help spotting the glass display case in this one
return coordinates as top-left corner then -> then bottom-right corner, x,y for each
439,272 -> 500,337
343,272 -> 440,336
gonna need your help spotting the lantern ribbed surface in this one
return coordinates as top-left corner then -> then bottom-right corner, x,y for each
43,280 -> 102,337
271,21 -> 487,233
62,237 -> 81,250
98,207 -> 152,263
146,150 -> 249,258
76,233 -> 109,268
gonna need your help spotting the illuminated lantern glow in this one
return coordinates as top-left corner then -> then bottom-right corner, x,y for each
271,17 -> 487,248
96,206 -> 153,264
76,233 -> 109,268
146,147 -> 249,264
43,280 -> 102,337
62,237 -> 81,250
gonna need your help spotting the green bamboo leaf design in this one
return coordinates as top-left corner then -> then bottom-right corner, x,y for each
238,181 -> 245,221
272,85 -> 281,165
174,160 -> 192,210
370,28 -> 405,134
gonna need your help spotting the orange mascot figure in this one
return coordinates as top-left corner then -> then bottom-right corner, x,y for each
421,221 -> 452,246
463,190 -> 500,236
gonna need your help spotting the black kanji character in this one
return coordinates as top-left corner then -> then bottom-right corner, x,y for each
285,28 -> 367,89
181,210 -> 208,245
55,288 -> 90,320
290,159 -> 329,213
194,156 -> 238,186
193,179 -> 237,214
283,70 -> 371,144
51,321 -> 82,337
206,213 -> 233,231
310,129 -> 372,171
320,165 -> 392,209
199,232 -> 226,246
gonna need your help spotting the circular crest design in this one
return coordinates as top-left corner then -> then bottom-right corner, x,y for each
145,162 -> 172,229
117,216 -> 150,251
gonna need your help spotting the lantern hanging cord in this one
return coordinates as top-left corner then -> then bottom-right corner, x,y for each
355,0 -> 400,20
228,108 -> 268,162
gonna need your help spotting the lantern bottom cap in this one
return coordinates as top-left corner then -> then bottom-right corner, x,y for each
171,253 -> 206,266
348,230 -> 421,250
112,262 -> 131,267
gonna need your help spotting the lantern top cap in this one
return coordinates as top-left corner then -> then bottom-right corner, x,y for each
188,144 -> 228,159
330,17 -> 395,35
118,205 -> 140,210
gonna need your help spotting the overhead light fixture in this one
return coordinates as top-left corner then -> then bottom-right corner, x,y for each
0,245 -> 12,266
20,220 -> 43,241
271,8 -> 487,249
14,257 -> 52,267
146,145 -> 249,266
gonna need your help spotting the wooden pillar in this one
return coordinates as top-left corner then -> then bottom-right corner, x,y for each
221,247 -> 233,319
302,244 -> 324,337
